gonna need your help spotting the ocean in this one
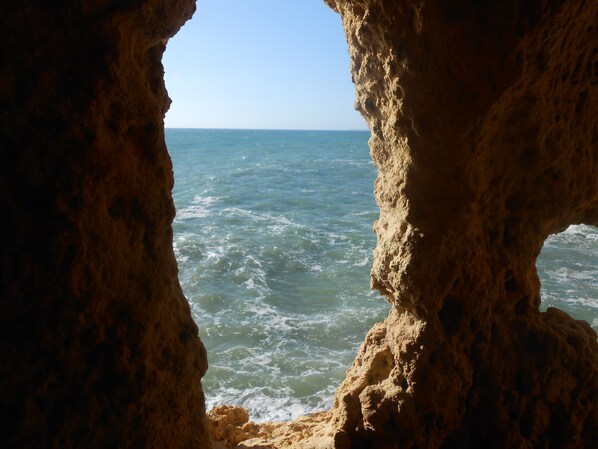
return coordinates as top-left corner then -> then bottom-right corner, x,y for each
166,128 -> 598,422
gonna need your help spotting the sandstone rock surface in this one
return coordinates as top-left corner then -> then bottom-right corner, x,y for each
1,0 -> 597,448
0,1 -> 209,448
325,0 -> 598,447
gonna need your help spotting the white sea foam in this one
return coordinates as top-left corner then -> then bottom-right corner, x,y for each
245,302 -> 296,332
548,267 -> 598,283
175,195 -> 219,221
353,256 -> 370,267
237,256 -> 270,297
561,224 -> 598,236
224,207 -> 308,230
242,277 -> 271,298
173,232 -> 203,264
578,298 -> 598,309
204,244 -> 228,262
544,224 -> 598,248
205,385 -> 332,422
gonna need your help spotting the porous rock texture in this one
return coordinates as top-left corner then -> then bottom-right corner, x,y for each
0,1 -> 210,448
330,0 -> 598,447
1,0 -> 598,449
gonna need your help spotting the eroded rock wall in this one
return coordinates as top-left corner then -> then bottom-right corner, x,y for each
0,1 -> 210,448
323,0 -> 598,447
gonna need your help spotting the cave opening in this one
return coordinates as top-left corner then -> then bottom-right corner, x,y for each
162,0 -> 389,422
537,224 -> 598,332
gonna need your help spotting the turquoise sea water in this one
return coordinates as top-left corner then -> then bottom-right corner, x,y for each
166,128 -> 598,422
538,225 -> 598,327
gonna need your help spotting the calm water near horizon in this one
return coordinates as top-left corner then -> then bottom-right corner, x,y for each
166,128 -> 598,422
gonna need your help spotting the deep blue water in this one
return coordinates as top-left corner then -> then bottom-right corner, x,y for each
166,128 -> 598,421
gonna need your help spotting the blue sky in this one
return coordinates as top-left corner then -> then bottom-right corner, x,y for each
163,0 -> 366,130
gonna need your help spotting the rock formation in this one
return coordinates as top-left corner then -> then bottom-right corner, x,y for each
0,1 -> 210,448
323,0 -> 598,447
1,0 -> 597,448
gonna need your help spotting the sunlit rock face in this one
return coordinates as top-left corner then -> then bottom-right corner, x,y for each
322,0 -> 598,447
1,0 -> 597,448
0,1 -> 210,448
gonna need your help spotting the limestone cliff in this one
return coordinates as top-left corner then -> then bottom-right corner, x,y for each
324,1 -> 598,447
1,0 -> 597,448
0,1 -> 209,448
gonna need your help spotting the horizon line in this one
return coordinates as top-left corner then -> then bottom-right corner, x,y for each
164,126 -> 370,132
